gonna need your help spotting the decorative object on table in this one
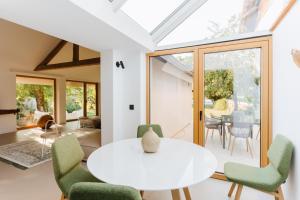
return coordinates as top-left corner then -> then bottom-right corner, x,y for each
291,49 -> 300,68
0,140 -> 51,169
141,127 -> 161,153
37,114 -> 54,129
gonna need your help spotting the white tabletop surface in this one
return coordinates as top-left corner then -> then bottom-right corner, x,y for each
87,138 -> 217,191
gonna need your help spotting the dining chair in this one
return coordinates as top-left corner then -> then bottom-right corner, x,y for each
205,117 -> 223,145
224,134 -> 293,200
51,134 -> 100,200
227,111 -> 254,158
40,119 -> 60,158
137,124 -> 163,138
227,122 -> 254,158
69,182 -> 142,200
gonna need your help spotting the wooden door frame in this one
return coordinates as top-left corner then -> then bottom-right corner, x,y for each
146,36 -> 272,180
146,49 -> 200,144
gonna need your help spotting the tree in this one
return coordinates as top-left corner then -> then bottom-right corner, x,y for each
204,69 -> 233,101
16,84 -> 54,112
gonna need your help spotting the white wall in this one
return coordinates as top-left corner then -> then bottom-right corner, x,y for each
150,58 -> 193,138
273,1 -> 300,199
101,49 -> 145,145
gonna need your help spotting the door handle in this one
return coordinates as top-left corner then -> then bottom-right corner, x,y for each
200,111 -> 203,121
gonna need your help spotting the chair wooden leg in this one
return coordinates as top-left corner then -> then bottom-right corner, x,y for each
171,189 -> 181,200
231,137 -> 236,155
247,138 -> 254,158
256,127 -> 261,140
274,186 -> 284,200
228,183 -> 236,197
228,134 -> 232,150
183,187 -> 191,200
234,184 -> 243,200
205,129 -> 210,144
140,190 -> 144,198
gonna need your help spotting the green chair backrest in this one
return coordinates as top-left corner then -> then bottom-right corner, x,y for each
268,135 -> 294,181
69,182 -> 142,200
137,124 -> 163,138
52,134 -> 84,179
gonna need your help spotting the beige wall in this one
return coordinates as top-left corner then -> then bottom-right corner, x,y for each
0,19 -> 100,133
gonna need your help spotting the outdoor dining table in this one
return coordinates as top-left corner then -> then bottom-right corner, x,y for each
87,138 -> 217,200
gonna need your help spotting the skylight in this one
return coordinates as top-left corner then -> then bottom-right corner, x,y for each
121,0 -> 186,32
256,0 -> 291,31
159,0 -> 251,46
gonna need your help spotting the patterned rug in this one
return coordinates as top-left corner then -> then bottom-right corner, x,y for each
0,140 -> 51,169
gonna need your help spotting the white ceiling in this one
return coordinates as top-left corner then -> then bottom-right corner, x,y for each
0,0 -> 155,52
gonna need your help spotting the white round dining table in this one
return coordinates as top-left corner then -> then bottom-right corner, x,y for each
87,138 -> 217,200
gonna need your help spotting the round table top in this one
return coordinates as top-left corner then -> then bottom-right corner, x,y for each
87,138 -> 217,191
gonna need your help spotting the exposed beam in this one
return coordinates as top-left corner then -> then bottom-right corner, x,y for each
36,40 -> 67,68
35,58 -> 101,71
270,0 -> 296,31
151,0 -> 208,44
73,44 -> 79,61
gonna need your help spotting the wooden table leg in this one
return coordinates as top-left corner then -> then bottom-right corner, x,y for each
183,187 -> 191,200
171,189 -> 181,200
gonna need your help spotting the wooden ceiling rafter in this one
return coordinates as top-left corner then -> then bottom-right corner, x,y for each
34,40 -> 100,71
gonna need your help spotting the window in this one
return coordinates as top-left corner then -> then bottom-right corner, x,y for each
159,0 -> 254,46
16,76 -> 55,129
66,81 -> 98,121
121,0 -> 185,32
66,81 -> 84,121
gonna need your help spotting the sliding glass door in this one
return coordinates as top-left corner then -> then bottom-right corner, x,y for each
147,37 -> 272,179
148,52 -> 196,142
198,39 -> 271,175
66,81 -> 98,121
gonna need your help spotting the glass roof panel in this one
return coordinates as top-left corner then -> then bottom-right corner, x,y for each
158,0 -> 273,46
255,0 -> 291,31
121,0 -> 186,32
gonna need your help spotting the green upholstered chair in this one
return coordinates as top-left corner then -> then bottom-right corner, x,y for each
224,134 -> 293,200
69,182 -> 142,200
51,134 -> 100,200
137,124 -> 163,138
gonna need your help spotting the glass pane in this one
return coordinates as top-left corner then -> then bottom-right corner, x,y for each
86,83 -> 97,117
16,77 -> 55,128
159,0 -> 265,46
150,53 -> 194,142
66,81 -> 84,120
121,0 -> 185,32
204,48 -> 261,173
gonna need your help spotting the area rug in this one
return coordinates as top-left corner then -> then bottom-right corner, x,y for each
0,140 -> 51,169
